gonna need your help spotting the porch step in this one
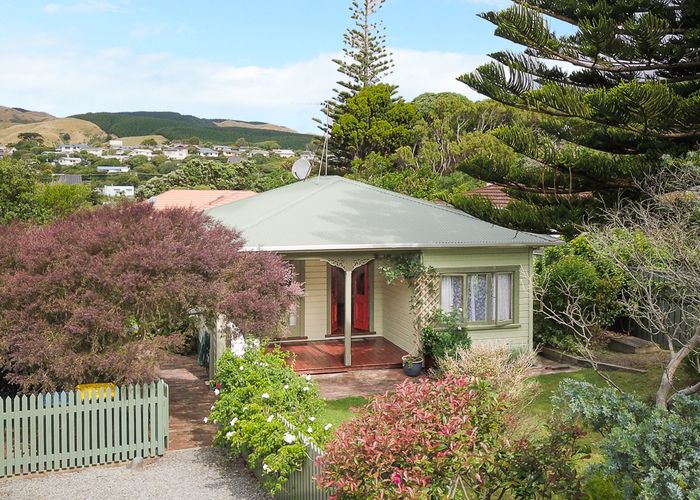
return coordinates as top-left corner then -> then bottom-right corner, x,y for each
296,361 -> 403,375
608,335 -> 659,354
325,331 -> 377,338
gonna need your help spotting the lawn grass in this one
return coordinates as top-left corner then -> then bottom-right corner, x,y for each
322,365 -> 687,428
320,396 -> 368,429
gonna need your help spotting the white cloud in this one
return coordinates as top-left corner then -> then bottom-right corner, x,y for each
43,1 -> 121,14
0,40 -> 489,134
129,23 -> 168,39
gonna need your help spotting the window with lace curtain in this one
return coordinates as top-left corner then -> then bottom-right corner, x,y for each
440,271 -> 515,325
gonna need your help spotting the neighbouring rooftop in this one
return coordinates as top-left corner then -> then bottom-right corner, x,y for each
150,189 -> 257,212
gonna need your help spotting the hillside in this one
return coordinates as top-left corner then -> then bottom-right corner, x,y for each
118,135 -> 169,147
0,106 -> 54,124
0,118 -> 106,146
213,119 -> 297,134
73,111 -> 315,149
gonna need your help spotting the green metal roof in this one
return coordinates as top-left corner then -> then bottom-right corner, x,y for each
205,176 -> 559,252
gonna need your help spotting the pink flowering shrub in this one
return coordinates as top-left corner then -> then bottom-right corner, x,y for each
317,375 -> 584,499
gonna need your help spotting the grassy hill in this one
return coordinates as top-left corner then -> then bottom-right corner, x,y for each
0,118 -> 106,146
213,119 -> 297,133
73,111 -> 315,149
0,106 -> 54,124
118,135 -> 169,147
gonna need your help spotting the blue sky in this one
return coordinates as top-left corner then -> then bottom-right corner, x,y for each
1,0 -> 513,132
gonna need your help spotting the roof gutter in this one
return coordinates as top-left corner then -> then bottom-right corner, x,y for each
241,240 -> 561,252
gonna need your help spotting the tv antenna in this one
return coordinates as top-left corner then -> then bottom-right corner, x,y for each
315,102 -> 331,179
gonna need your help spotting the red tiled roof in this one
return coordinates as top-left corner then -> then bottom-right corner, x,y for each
151,189 -> 256,211
466,184 -> 512,208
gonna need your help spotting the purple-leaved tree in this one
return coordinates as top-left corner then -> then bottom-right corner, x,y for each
0,202 -> 301,393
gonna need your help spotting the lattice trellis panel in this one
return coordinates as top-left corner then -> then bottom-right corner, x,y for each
411,269 -> 440,332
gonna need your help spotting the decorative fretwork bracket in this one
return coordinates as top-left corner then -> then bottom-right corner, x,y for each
320,255 -> 374,272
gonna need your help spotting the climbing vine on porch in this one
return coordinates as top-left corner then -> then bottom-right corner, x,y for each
378,254 -> 440,349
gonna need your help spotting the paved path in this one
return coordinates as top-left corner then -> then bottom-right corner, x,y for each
0,448 -> 269,500
313,355 -> 578,400
313,368 -> 418,399
157,354 -> 216,450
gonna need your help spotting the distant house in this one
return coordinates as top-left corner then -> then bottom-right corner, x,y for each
149,189 -> 256,211
163,147 -> 188,161
55,174 -> 83,185
272,149 -> 295,158
300,151 -> 316,161
103,185 -> 135,197
85,147 -> 104,157
96,165 -> 130,173
130,148 -> 154,158
465,184 -> 513,209
0,146 -> 16,158
109,140 -> 123,148
249,149 -> 269,158
57,144 -> 88,154
100,155 -> 129,163
58,157 -> 83,167
197,147 -> 219,158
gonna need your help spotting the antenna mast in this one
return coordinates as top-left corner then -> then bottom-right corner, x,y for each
316,102 -> 330,178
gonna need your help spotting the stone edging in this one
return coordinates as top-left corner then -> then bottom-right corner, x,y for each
539,347 -> 647,374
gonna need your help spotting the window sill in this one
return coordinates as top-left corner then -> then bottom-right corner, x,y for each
465,323 -> 521,332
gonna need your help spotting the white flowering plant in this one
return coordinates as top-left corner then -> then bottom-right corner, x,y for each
208,339 -> 332,493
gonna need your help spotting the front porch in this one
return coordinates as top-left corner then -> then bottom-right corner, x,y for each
277,337 -> 408,374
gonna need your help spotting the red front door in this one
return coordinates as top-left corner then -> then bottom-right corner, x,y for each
352,264 -> 369,332
330,267 -> 340,333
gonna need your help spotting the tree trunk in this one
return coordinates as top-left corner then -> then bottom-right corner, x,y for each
656,328 -> 700,409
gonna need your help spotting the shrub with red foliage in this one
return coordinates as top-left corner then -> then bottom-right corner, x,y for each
317,375 -> 583,499
0,202 -> 300,393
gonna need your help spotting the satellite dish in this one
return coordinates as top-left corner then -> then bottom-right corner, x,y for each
292,158 -> 312,180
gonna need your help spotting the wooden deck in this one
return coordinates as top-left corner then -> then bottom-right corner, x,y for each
278,337 -> 408,374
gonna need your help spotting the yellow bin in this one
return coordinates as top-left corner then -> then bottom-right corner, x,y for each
76,382 -> 115,400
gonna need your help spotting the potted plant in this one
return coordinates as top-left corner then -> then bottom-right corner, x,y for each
420,323 -> 440,370
402,353 -> 423,377
421,310 -> 471,371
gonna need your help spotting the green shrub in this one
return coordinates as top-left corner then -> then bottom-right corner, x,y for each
534,233 -> 625,351
209,340 -> 333,493
421,309 -> 472,361
582,472 -> 625,500
554,379 -> 700,499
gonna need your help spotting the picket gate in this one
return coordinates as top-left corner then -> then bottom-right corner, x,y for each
0,380 -> 169,476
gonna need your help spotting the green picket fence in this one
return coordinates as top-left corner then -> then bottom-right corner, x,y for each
0,380 -> 169,476
273,416 -> 330,500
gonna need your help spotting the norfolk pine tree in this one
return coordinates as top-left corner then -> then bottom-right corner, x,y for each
458,0 -> 700,236
320,0 -> 396,167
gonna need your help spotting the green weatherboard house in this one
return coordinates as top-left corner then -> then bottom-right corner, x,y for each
206,176 -> 558,372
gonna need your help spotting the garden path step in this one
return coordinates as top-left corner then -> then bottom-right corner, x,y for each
608,335 -> 659,354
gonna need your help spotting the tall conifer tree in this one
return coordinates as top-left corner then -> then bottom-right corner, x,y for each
334,0 -> 394,95
319,1 -> 395,142
457,0 -> 700,236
